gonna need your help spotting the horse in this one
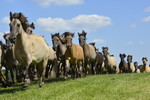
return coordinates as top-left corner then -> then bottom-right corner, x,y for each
134,61 -> 140,73
140,57 -> 150,72
25,23 -> 35,35
51,33 -> 67,78
93,48 -> 105,74
10,12 -> 29,32
0,41 -> 9,87
64,32 -> 85,78
119,53 -> 128,73
9,16 -> 52,87
78,30 -> 97,75
102,47 -> 119,74
3,33 -> 18,85
127,55 -> 135,73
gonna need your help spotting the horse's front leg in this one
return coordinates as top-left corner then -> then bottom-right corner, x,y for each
23,64 -> 30,87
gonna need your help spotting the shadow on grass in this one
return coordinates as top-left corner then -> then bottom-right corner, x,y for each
0,77 -> 71,95
0,84 -> 27,95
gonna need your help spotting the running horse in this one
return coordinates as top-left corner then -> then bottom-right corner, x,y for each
64,32 -> 85,78
9,13 -> 52,87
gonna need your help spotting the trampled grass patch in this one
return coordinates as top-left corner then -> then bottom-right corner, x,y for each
0,73 -> 150,100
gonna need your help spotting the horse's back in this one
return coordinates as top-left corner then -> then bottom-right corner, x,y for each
83,44 -> 96,60
48,46 -> 56,60
15,33 -> 50,64
107,56 -> 117,66
71,44 -> 84,60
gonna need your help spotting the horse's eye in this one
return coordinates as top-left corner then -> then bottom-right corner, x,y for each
17,24 -> 20,27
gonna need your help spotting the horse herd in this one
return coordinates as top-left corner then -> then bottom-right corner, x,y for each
0,12 -> 149,88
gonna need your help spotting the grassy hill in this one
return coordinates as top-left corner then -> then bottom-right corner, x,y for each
0,73 -> 150,100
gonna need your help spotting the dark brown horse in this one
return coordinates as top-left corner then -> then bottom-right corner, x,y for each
78,30 -> 97,75
127,55 -> 135,73
64,32 -> 85,78
119,53 -> 128,73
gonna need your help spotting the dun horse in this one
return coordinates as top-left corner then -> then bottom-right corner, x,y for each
64,32 -> 85,78
51,33 -> 67,77
102,47 -> 119,74
9,14 -> 52,87
78,30 -> 96,75
140,57 -> 150,72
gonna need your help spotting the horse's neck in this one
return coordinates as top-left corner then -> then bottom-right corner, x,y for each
16,30 -> 27,46
121,59 -> 125,63
58,42 -> 66,56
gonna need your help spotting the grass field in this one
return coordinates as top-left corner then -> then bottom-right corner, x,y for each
0,73 -> 150,100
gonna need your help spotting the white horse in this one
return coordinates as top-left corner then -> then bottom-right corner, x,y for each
102,47 -> 119,74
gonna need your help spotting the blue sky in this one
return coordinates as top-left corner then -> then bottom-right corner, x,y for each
0,0 -> 150,65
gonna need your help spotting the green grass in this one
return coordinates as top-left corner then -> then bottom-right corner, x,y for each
0,73 -> 150,100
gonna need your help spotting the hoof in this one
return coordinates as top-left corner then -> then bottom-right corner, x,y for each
23,79 -> 30,87
39,82 -> 44,87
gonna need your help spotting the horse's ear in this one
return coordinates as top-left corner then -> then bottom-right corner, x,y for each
123,53 -> 126,57
3,33 -> 6,39
119,53 -> 121,57
146,57 -> 148,61
31,23 -> 35,29
10,11 -> 13,21
82,30 -> 87,36
93,42 -> 95,46
19,12 -> 22,18
102,47 -> 105,50
51,33 -> 54,38
142,57 -> 144,61
78,32 -> 80,36
55,32 -> 59,36
106,47 -> 108,50
71,33 -> 74,37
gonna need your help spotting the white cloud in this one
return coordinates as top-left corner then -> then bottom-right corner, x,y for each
127,41 -> 134,45
130,24 -> 136,28
32,0 -> 84,7
1,17 -> 10,24
142,16 -> 150,22
144,6 -> 150,12
139,41 -> 144,45
126,41 -> 144,45
0,32 -> 6,42
36,15 -> 112,32
92,39 -> 106,44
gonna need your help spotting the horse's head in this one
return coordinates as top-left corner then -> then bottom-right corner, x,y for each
134,61 -> 138,68
51,33 -> 61,51
26,22 -> 35,35
102,47 -> 109,56
78,30 -> 87,46
127,55 -> 133,63
63,32 -> 74,49
142,57 -> 148,65
119,53 -> 126,61
3,33 -> 14,49
10,18 -> 23,39
10,12 -> 28,23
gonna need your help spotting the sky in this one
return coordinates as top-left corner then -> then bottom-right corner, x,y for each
0,0 -> 150,65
